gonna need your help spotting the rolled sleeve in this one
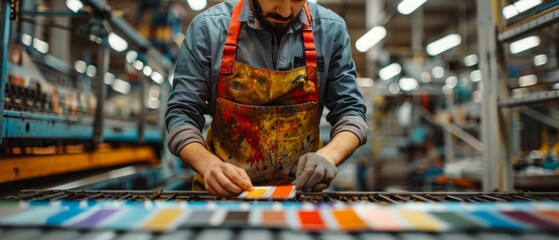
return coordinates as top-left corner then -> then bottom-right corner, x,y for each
166,125 -> 206,156
330,115 -> 368,146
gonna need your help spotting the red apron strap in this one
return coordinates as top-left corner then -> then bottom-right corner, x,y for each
302,3 -> 317,81
220,0 -> 244,75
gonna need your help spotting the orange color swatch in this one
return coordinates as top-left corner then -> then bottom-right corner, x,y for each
270,185 -> 295,198
332,209 -> 367,231
298,210 -> 326,231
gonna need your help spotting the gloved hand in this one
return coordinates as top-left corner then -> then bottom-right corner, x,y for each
295,153 -> 338,192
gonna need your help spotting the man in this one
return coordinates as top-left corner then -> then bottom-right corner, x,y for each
166,0 -> 367,197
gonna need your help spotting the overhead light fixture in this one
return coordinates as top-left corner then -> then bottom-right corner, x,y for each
388,82 -> 400,94
510,36 -> 540,54
112,79 -> 131,94
399,77 -> 418,91
356,77 -> 374,87
187,0 -> 207,11
66,0 -> 83,13
132,60 -> 144,71
397,0 -> 427,15
445,76 -> 458,88
426,34 -> 461,56
518,74 -> 537,87
464,54 -> 478,67
553,83 -> 559,89
355,26 -> 387,53
470,70 -> 481,82
151,71 -> 164,84
74,60 -> 87,73
442,85 -> 453,95
104,72 -> 115,85
126,50 -> 138,63
20,33 -> 32,46
502,0 -> 542,19
33,38 -> 49,54
432,66 -> 445,78
143,66 -> 153,76
379,63 -> 402,80
148,98 -> 161,109
108,32 -> 128,52
86,65 -> 97,77
534,54 -> 547,66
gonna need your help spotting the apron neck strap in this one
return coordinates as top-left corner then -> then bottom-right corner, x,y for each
301,3 -> 317,81
220,0 -> 318,81
220,0 -> 245,75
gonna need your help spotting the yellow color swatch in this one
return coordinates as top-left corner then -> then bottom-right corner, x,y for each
142,209 -> 184,231
398,210 -> 445,232
245,188 -> 268,198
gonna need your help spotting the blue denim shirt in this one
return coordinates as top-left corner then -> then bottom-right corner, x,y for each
166,0 -> 367,156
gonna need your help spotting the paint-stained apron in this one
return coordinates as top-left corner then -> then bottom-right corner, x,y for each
192,0 -> 320,190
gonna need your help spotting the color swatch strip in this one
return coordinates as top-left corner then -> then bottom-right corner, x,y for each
0,201 -> 559,233
238,185 -> 295,199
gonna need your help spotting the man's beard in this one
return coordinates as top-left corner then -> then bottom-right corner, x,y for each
251,0 -> 297,33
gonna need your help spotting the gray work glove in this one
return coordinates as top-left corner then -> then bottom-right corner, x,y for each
295,153 -> 338,192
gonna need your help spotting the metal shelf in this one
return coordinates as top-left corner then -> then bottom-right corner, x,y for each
2,110 -> 94,139
498,7 -> 559,42
499,90 -> 559,108
2,110 -> 162,142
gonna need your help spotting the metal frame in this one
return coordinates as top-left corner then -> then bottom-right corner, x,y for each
0,0 -> 11,144
476,0 -> 513,191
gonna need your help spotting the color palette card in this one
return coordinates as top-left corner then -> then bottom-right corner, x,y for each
237,185 -> 295,199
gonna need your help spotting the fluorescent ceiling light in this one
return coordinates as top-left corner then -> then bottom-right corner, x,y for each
356,78 -> 374,87
554,83 -> 559,89
66,0 -> 83,13
149,85 -> 160,99
426,34 -> 461,56
515,0 -> 542,12
112,79 -> 131,94
20,34 -> 32,46
397,0 -> 427,15
86,65 -> 97,77
518,74 -> 537,87
432,66 -> 445,79
104,72 -> 115,85
379,63 -> 402,80
143,66 -> 153,76
74,60 -> 87,73
445,76 -> 458,88
187,0 -> 207,11
388,82 -> 400,94
33,38 -> 49,54
151,71 -> 164,84
464,54 -> 478,67
502,0 -> 542,19
355,26 -> 387,53
126,50 -> 138,63
470,70 -> 481,82
108,32 -> 128,52
534,54 -> 547,66
399,77 -> 418,91
148,98 -> 161,109
510,36 -> 540,54
132,60 -> 144,71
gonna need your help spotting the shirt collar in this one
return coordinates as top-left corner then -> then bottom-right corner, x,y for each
237,0 -> 310,32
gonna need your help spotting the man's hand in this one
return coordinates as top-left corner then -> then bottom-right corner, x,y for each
295,153 -> 338,192
203,162 -> 253,197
